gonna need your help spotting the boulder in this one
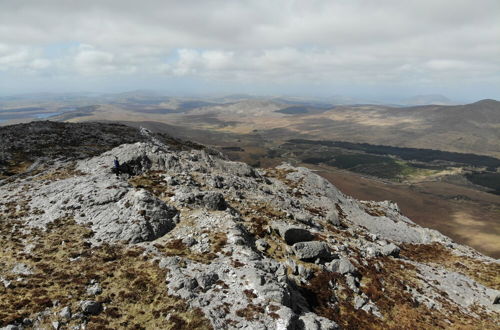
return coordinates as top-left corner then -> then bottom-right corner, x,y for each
273,306 -> 299,330
202,192 -> 227,210
59,306 -> 71,319
379,243 -> 400,257
362,302 -> 382,318
273,222 -> 314,245
354,296 -> 367,309
293,241 -> 330,261
327,258 -> 356,275
80,300 -> 102,315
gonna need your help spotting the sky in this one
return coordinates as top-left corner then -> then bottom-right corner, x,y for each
1,0 -> 499,101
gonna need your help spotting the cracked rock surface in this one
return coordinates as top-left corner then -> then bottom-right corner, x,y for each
0,122 -> 498,329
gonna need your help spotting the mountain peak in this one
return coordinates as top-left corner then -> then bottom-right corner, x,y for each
0,122 -> 498,329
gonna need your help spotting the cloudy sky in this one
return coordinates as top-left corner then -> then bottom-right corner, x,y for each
1,0 -> 499,101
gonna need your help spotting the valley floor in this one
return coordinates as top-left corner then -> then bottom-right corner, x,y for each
305,164 -> 500,259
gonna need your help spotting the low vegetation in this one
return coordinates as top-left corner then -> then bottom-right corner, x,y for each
288,139 -> 500,169
400,243 -> 500,290
465,172 -> 500,195
0,217 -> 212,329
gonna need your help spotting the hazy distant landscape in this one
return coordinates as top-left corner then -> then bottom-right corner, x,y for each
1,92 -> 499,257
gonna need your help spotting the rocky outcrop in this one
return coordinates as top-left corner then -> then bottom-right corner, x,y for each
0,122 -> 498,329
293,241 -> 331,261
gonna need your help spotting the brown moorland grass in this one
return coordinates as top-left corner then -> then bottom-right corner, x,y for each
299,256 -> 499,329
0,217 -> 212,329
400,243 -> 500,290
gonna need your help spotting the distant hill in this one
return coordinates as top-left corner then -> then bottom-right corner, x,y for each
273,99 -> 500,158
401,94 -> 453,105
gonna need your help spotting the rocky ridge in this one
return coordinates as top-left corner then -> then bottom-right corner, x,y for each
0,122 -> 498,329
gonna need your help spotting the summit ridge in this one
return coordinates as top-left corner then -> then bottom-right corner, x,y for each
0,122 -> 498,329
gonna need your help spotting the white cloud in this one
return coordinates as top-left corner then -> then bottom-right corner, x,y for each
29,58 -> 51,70
0,0 -> 499,97
0,43 -> 51,73
74,45 -> 116,75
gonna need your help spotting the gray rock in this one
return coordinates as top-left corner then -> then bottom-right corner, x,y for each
361,302 -> 382,318
79,300 -> 102,315
175,191 -> 195,204
11,263 -> 33,275
3,126 -> 500,329
59,306 -> 72,319
365,246 -> 380,258
209,176 -> 224,188
327,258 -> 356,274
298,312 -> 339,329
287,259 -> 298,275
297,264 -> 313,280
294,212 -> 313,225
273,306 -> 298,330
1,326 -> 21,330
184,278 -> 199,290
245,269 -> 266,286
202,191 -> 227,210
158,256 -> 180,269
326,210 -> 341,226
71,312 -> 85,320
345,274 -> 359,293
182,236 -> 197,247
273,223 -> 314,245
1,276 -> 12,288
379,243 -> 400,257
293,241 -> 330,261
52,321 -> 60,330
86,283 -> 102,295
196,273 -> 219,289
354,296 -> 367,309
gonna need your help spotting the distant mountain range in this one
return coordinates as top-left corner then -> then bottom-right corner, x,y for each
400,94 -> 453,106
1,92 -> 498,157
